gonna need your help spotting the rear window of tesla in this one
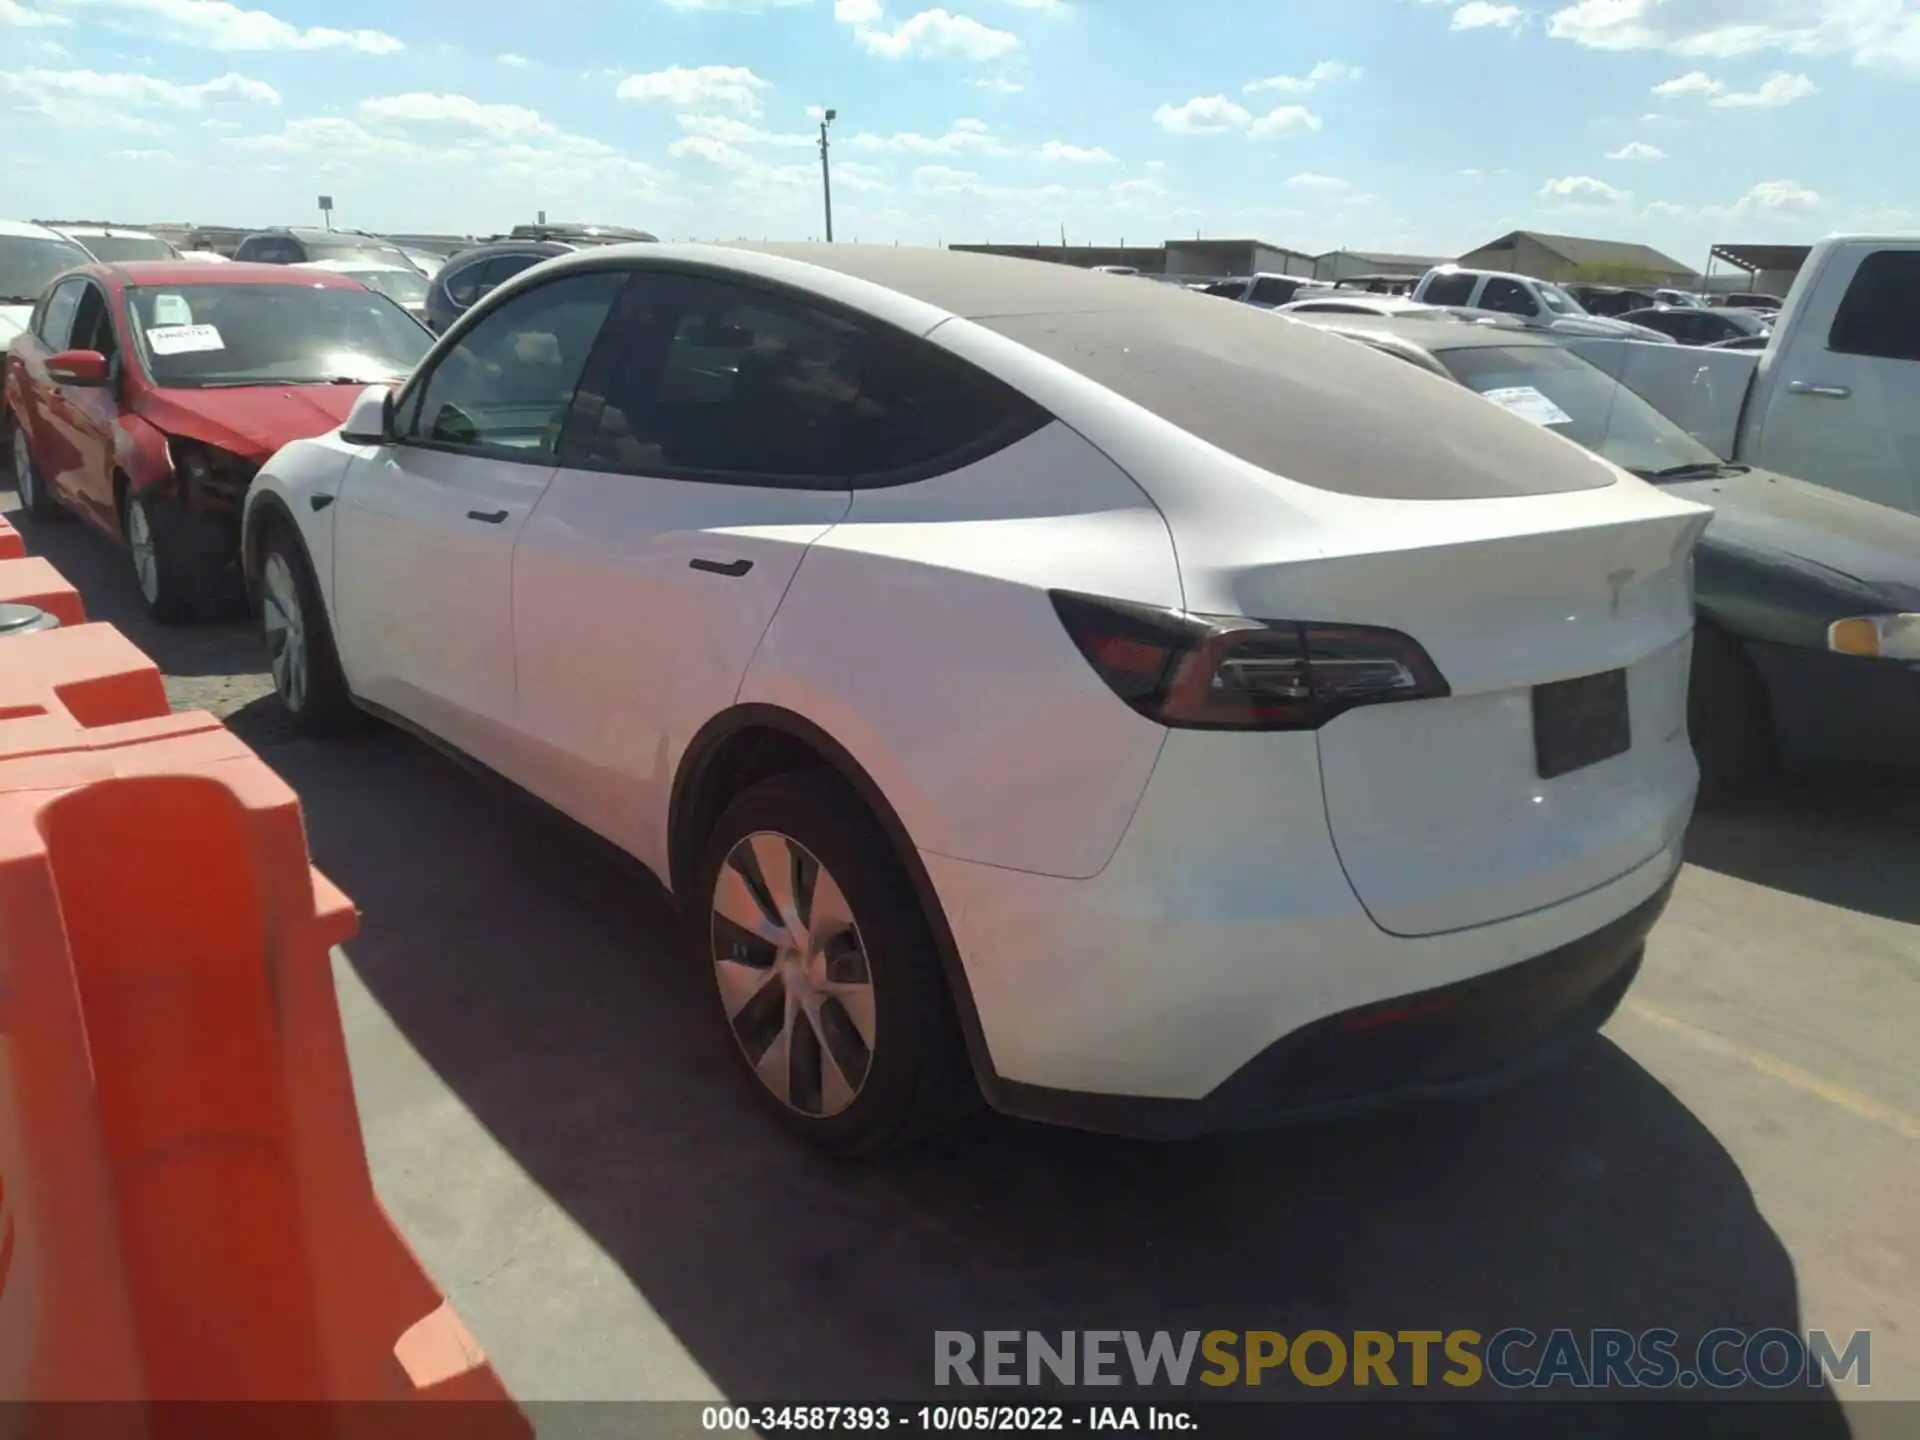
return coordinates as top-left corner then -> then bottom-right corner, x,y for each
977,306 -> 1615,499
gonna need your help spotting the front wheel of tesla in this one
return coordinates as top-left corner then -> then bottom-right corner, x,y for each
697,771 -> 974,1157
260,522 -> 357,735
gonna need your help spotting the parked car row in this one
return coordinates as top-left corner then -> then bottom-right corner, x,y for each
5,234 -> 1911,1166
1564,236 -> 1920,519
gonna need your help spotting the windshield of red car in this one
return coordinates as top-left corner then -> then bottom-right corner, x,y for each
352,269 -> 430,307
0,235 -> 92,303
125,282 -> 433,387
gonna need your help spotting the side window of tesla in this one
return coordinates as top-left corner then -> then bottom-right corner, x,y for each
567,272 -> 868,487
398,268 -> 628,460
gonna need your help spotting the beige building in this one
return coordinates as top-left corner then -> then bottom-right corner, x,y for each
1161,238 -> 1317,279
1706,242 -> 1811,299
1312,249 -> 1448,283
1455,230 -> 1695,286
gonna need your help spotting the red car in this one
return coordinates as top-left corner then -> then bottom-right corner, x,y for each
4,261 -> 432,621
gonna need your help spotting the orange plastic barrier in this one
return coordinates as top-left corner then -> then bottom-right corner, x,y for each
0,513 -> 22,560
0,634 -> 528,1435
0,557 -> 85,629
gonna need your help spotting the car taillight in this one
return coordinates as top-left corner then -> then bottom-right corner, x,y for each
1049,590 -> 1449,731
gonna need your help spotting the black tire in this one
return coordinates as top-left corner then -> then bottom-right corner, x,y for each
8,411 -> 66,522
259,520 -> 359,736
695,770 -> 975,1158
124,488 -> 216,624
1689,621 -> 1773,805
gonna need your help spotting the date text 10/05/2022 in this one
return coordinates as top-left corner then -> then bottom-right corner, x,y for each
932,1328 -> 1873,1391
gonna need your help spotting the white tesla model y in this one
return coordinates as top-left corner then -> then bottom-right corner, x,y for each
242,244 -> 1710,1155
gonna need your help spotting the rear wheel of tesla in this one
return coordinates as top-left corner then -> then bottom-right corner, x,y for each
696,771 -> 973,1158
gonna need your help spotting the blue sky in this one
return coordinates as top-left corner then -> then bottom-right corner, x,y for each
2,0 -> 1915,262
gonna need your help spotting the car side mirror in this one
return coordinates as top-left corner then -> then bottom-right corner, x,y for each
46,348 -> 111,387
340,383 -> 394,445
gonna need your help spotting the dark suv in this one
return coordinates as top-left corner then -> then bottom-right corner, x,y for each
423,240 -> 574,334
423,226 -> 659,333
506,222 -> 658,244
232,227 -> 417,269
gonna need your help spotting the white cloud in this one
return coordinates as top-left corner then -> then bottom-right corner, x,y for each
1245,58 -> 1362,93
1151,94 -> 1251,134
616,64 -> 772,116
1741,178 -> 1821,213
1453,2 -> 1524,31
1248,103 -> 1322,137
358,92 -> 555,138
1541,173 -> 1632,202
105,146 -> 174,160
846,6 -> 1020,60
0,66 -> 279,107
669,134 -> 758,168
1652,68 -> 1724,96
833,160 -> 890,192
1652,67 -> 1816,107
847,118 -> 1010,154
1036,139 -> 1116,162
223,113 -> 689,220
1710,70 -> 1816,106
972,74 -> 1024,92
1548,0 -> 1920,76
676,113 -> 813,146
1282,171 -> 1351,190
38,0 -> 402,53
497,52 -> 530,67
0,0 -> 69,25
1606,140 -> 1666,158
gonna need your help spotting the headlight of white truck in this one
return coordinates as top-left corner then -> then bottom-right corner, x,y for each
1828,614 -> 1920,661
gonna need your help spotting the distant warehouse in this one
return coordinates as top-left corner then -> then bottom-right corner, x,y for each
1455,230 -> 1696,286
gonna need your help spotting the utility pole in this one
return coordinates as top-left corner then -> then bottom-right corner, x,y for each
818,108 -> 837,243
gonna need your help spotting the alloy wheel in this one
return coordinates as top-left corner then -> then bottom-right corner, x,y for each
711,831 -> 877,1117
261,552 -> 308,713
11,427 -> 34,510
126,498 -> 159,605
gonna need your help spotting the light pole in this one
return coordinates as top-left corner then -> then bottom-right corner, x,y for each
818,108 -> 837,243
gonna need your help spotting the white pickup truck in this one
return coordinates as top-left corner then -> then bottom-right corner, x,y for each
1410,265 -> 1674,342
1565,236 -> 1920,517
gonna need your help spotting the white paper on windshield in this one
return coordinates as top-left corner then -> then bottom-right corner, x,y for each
151,295 -> 194,326
1479,385 -> 1572,428
146,323 -> 224,356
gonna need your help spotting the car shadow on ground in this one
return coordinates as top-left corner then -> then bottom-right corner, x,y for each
255,719 -> 1851,1438
2,489 -> 260,680
1684,768 -> 1920,925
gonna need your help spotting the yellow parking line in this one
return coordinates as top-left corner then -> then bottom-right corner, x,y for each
1619,1001 -> 1920,1144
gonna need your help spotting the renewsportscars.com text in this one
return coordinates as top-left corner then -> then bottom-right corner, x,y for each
934,1328 -> 1872,1391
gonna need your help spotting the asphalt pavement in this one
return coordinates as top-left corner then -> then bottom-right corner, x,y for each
6,487 -> 1916,1437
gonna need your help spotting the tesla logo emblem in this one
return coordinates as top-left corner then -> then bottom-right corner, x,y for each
1606,569 -> 1636,617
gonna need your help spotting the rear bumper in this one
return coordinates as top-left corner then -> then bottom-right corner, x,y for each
1746,638 -> 1920,770
982,877 -> 1670,1140
924,727 -> 1691,1128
